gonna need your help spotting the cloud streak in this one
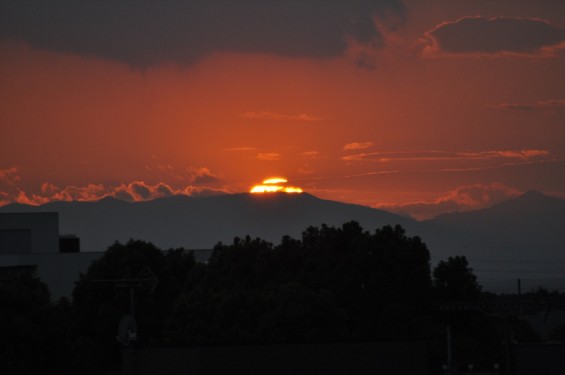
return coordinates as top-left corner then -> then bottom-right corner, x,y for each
256,152 -> 282,161
493,99 -> 565,113
301,151 -> 320,158
241,111 -> 323,122
224,147 -> 257,152
343,142 -> 374,151
342,149 -> 549,162
299,158 -> 564,187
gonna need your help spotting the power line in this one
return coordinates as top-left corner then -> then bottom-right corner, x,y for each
473,269 -> 565,274
430,256 -> 565,264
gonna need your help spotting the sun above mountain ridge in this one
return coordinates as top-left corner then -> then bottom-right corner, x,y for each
250,177 -> 303,194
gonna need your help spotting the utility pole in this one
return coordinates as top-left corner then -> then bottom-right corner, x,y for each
446,325 -> 454,375
91,269 -> 157,375
129,286 -> 136,375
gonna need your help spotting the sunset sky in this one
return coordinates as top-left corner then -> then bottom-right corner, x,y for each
1,0 -> 564,219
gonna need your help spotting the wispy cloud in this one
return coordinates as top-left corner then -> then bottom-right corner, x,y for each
144,162 -> 185,181
298,167 -> 315,175
492,99 -> 565,113
224,147 -> 257,152
0,166 -> 20,180
0,166 -> 23,206
295,170 -> 401,183
471,150 -> 548,159
343,142 -> 374,151
241,111 -> 323,122
301,151 -> 320,158
435,157 -> 565,174
256,152 -> 282,161
294,156 -> 563,188
342,149 -> 549,162
0,166 -> 20,186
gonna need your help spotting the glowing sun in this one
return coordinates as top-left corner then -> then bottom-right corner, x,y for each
250,177 -> 303,194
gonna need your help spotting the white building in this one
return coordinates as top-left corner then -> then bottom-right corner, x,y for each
0,212 -> 103,300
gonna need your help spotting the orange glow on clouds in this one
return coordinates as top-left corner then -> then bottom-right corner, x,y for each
250,177 -> 303,194
1,0 -> 564,215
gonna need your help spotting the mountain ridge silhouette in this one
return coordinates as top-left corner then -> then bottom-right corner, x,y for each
2,190 -> 564,291
0,192 -> 415,251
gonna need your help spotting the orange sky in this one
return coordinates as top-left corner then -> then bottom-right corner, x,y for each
1,0 -> 564,219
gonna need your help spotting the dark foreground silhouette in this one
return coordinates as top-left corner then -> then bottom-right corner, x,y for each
1,222 -> 562,374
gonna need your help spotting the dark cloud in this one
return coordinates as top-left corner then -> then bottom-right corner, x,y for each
183,187 -> 228,198
131,182 -> 152,200
112,189 -> 135,202
192,174 -> 220,186
112,181 -> 178,202
425,16 -> 565,55
0,0 -> 404,66
188,167 -> 222,186
156,183 -> 174,197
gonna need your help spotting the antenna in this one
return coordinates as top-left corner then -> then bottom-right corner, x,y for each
91,268 -> 158,346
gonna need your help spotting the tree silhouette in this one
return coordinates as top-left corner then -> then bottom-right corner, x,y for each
71,240 -> 197,373
433,256 -> 481,301
0,269 -> 69,374
4,222 -> 549,374
164,222 -> 432,342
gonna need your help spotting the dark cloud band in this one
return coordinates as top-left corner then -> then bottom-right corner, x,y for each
0,0 -> 404,66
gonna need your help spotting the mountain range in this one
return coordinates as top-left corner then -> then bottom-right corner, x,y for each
2,191 -> 564,292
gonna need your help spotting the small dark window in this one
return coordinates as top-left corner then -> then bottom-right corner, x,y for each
59,236 -> 80,253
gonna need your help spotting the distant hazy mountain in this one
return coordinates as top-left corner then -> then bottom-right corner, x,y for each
418,191 -> 565,291
0,193 -> 416,252
422,190 -> 565,259
3,191 -> 564,292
